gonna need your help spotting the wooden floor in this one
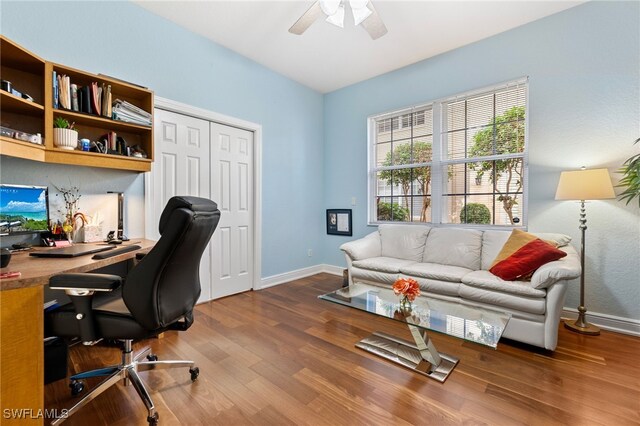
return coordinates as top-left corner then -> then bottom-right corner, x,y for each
45,273 -> 640,425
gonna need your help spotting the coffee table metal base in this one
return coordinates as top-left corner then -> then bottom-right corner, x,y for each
355,330 -> 459,383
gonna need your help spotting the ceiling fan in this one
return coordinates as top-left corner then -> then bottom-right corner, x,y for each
289,0 -> 388,40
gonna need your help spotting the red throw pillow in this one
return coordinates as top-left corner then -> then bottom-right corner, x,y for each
489,239 -> 567,281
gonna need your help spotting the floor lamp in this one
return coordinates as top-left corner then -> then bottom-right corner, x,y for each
555,167 -> 615,335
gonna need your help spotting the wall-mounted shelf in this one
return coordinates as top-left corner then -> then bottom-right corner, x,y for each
1,91 -> 44,116
0,136 -> 46,162
46,148 -> 151,172
0,36 -> 154,173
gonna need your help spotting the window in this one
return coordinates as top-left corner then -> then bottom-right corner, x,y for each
369,79 -> 527,227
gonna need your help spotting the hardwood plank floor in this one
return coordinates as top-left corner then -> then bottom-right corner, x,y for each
45,273 -> 640,425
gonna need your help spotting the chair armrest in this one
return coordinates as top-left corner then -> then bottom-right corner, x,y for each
49,273 -> 123,292
340,231 -> 381,261
48,273 -> 122,344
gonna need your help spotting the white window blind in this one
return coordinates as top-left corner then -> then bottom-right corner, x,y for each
369,79 -> 528,226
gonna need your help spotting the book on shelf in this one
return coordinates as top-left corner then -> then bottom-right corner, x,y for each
51,74 -> 150,127
52,71 -> 58,109
57,74 -> 71,110
102,84 -> 112,118
90,82 -> 100,115
70,84 -> 79,111
81,85 -> 92,114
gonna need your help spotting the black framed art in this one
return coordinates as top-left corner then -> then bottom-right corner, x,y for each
326,209 -> 352,236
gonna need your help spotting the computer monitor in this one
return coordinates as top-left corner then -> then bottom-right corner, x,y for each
0,184 -> 50,236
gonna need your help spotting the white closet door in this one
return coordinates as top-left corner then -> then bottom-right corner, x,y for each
210,122 -> 254,298
151,108 -> 212,302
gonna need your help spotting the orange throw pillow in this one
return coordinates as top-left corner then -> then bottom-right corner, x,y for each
491,229 -> 538,269
490,239 -> 567,281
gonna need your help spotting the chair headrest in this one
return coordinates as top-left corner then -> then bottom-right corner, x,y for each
158,196 -> 218,234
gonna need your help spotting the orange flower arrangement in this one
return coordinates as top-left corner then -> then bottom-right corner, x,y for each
392,277 -> 420,302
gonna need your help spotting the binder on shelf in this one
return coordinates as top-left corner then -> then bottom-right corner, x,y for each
52,70 -> 58,109
81,85 -> 92,114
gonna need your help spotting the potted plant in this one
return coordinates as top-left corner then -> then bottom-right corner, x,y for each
617,138 -> 640,207
53,117 -> 78,150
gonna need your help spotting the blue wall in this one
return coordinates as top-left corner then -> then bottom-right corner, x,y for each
0,1 -> 325,278
322,2 -> 640,320
1,2 -> 638,320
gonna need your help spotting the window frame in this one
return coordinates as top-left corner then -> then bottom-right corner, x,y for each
367,78 -> 529,229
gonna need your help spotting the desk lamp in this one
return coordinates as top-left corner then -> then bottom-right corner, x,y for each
106,191 -> 129,243
555,167 -> 615,335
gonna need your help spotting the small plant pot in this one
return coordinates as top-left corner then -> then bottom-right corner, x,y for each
53,128 -> 79,150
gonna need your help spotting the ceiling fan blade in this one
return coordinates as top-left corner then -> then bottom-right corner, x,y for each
289,1 -> 324,35
360,2 -> 387,40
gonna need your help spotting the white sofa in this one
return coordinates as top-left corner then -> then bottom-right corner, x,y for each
340,224 -> 581,350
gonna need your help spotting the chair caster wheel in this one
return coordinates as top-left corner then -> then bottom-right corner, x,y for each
70,380 -> 84,396
147,413 -> 159,425
146,354 -> 158,362
189,367 -> 199,381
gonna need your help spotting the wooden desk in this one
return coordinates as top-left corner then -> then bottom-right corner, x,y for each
0,240 -> 154,425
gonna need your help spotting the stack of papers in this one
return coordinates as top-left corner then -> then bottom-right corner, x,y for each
112,99 -> 152,126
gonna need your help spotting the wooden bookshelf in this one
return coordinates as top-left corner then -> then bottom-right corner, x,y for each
0,35 -> 46,161
47,63 -> 154,171
0,36 -> 154,173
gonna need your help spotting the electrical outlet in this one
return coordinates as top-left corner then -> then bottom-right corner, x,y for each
307,249 -> 313,257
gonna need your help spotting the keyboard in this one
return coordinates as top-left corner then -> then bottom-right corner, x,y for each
92,245 -> 141,259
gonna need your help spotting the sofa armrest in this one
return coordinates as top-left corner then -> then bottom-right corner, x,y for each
531,245 -> 581,289
340,231 -> 381,261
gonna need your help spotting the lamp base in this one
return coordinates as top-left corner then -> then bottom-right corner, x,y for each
564,319 -> 600,335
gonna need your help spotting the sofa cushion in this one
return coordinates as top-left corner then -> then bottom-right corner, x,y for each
423,228 -> 482,270
532,232 -> 571,248
481,230 -> 512,270
409,276 -> 461,297
490,239 -> 567,281
352,257 -> 416,274
400,263 -> 472,283
351,267 -> 398,285
379,224 -> 431,262
461,270 -> 547,298
459,284 -> 546,315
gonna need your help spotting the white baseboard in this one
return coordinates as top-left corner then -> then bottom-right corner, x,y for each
259,264 -> 343,289
562,308 -> 640,336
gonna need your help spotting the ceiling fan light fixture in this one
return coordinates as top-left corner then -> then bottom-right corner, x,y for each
352,4 -> 372,26
350,0 -> 369,10
325,4 -> 345,28
320,0 -> 341,17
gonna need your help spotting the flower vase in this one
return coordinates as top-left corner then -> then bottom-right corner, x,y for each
399,295 -> 412,310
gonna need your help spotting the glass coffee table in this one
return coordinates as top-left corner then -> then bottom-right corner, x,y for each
319,282 -> 511,382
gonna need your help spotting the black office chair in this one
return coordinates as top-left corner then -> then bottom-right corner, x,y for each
46,196 -> 220,425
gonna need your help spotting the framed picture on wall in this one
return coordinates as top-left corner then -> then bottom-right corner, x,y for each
326,209 -> 352,236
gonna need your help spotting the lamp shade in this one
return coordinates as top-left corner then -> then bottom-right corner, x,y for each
555,168 -> 615,200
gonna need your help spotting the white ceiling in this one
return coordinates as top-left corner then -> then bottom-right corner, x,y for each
134,1 -> 584,93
